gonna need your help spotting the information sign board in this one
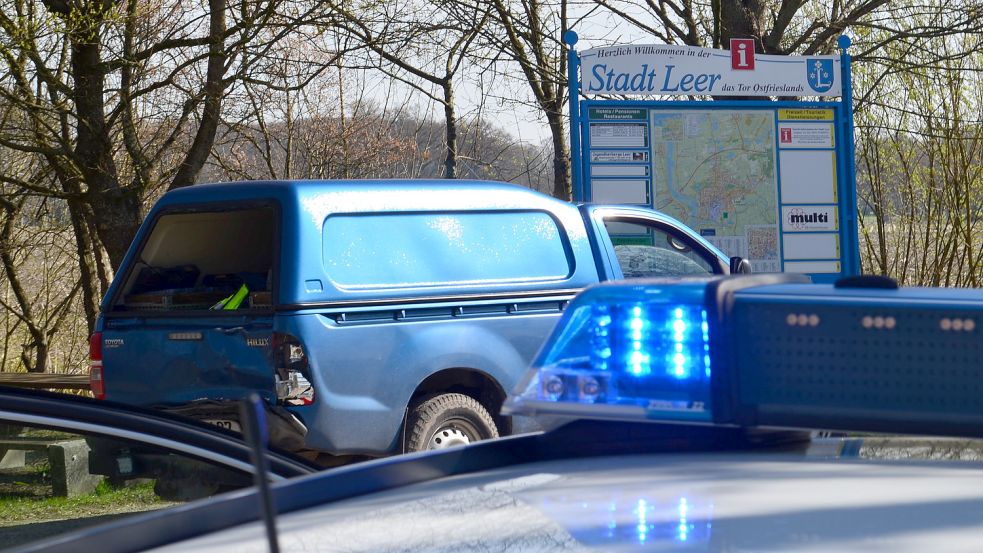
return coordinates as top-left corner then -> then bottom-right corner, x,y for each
580,44 -> 841,97
566,34 -> 859,282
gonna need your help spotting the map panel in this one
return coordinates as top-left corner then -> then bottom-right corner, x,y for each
649,110 -> 779,271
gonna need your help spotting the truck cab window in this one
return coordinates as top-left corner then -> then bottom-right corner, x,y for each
603,218 -> 716,278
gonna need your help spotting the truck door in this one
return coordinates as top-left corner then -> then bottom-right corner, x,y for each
581,206 -> 729,280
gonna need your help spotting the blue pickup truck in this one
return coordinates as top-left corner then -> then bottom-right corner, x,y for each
90,180 -> 739,465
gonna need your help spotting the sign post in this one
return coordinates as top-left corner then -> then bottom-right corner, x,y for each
567,34 -> 860,282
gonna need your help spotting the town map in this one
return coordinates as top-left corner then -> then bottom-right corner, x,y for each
649,110 -> 780,272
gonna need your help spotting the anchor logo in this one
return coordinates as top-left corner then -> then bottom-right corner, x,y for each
807,59 -> 834,93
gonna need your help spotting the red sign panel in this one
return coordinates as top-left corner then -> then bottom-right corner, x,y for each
730,39 -> 756,70
780,128 -> 793,143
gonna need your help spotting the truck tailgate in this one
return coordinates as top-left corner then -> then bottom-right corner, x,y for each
100,315 -> 276,406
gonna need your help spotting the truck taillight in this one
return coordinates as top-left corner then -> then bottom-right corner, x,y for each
89,332 -> 105,400
273,332 -> 315,405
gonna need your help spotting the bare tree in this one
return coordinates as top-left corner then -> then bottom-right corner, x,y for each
205,62 -> 422,182
322,0 -> 491,179
0,193 -> 83,373
470,0 -> 572,199
590,1 -> 983,70
0,0 -> 334,330
593,0 -> 889,54
855,10 -> 983,286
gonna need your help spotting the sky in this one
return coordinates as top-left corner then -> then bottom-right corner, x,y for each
355,3 -> 661,148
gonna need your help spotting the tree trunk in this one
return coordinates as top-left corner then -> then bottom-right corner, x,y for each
169,0 -> 228,191
34,1 -> 123,329
65,196 -> 109,333
90,189 -> 144,270
442,80 -> 458,179
714,1 -> 770,101
21,342 -> 49,374
53,17 -> 125,326
545,107 -> 571,200
718,0 -> 768,47
64,7 -> 142,270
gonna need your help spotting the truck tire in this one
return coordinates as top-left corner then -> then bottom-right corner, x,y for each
404,393 -> 498,452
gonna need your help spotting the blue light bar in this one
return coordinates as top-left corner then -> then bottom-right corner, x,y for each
505,274 -> 983,439
506,279 -> 716,423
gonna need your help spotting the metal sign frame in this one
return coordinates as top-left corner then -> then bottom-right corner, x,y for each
566,32 -> 860,282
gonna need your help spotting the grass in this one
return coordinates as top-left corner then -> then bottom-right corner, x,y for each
0,426 -> 172,526
0,479 -> 172,526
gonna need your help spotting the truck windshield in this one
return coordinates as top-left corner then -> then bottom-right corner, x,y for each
112,206 -> 276,312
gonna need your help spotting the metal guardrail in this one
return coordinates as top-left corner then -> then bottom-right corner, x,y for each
808,436 -> 983,461
0,373 -> 90,390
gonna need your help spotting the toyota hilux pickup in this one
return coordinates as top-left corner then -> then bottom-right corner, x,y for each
89,179 -> 741,469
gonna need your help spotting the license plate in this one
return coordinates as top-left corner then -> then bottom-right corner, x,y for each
203,419 -> 241,432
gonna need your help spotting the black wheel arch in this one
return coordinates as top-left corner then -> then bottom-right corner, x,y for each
408,368 -> 511,436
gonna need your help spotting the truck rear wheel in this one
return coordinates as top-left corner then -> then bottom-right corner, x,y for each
404,393 -> 498,452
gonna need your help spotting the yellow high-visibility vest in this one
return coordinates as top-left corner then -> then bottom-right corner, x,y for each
211,284 -> 249,310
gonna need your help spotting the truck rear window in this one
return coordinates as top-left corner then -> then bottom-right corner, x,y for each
322,211 -> 572,289
113,207 -> 276,311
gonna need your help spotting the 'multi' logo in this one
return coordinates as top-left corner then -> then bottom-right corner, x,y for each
788,208 -> 829,229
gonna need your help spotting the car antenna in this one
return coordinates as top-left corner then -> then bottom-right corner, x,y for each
241,393 -> 281,553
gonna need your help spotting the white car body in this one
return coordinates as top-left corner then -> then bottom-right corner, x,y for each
148,446 -> 983,553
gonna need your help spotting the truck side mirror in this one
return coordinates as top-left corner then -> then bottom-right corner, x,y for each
730,256 -> 752,274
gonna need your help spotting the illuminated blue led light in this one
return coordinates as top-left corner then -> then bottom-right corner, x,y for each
586,301 -> 709,381
702,310 -> 711,378
527,493 -> 714,548
589,305 -> 613,371
668,306 -> 694,379
625,304 -> 651,376
514,280 -> 716,423
636,499 -> 649,544
678,497 -> 689,542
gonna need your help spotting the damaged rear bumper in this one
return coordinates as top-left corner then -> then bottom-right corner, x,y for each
160,399 -> 308,452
